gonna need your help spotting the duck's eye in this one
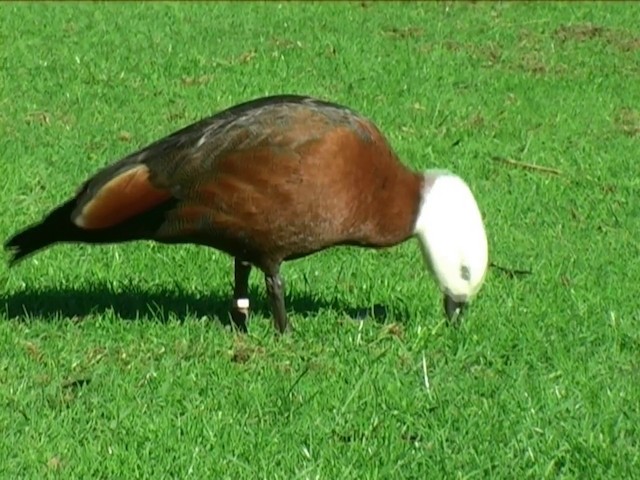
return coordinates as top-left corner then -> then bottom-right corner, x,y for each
460,265 -> 471,281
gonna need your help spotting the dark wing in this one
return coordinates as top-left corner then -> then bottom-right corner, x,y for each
71,95 -> 372,232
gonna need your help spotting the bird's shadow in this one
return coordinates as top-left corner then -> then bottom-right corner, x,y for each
1,283 -> 391,326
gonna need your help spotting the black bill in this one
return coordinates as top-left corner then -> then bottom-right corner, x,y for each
444,294 -> 466,324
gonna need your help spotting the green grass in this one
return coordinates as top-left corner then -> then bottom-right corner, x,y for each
1,1 -> 639,478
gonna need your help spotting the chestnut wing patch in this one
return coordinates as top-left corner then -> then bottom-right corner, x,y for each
74,164 -> 172,230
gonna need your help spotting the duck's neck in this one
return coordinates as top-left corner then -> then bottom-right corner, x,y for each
360,167 -> 435,248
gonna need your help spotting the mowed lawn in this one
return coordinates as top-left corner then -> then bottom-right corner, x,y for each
1,2 -> 639,478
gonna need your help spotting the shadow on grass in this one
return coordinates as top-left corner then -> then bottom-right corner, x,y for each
1,284 -> 391,326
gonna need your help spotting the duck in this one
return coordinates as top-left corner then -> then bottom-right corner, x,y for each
4,94 -> 489,333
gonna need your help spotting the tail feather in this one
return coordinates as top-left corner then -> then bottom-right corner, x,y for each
4,201 -> 77,265
4,197 -> 179,266
5,224 -> 56,265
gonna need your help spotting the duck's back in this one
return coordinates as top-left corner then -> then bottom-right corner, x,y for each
49,96 -> 423,269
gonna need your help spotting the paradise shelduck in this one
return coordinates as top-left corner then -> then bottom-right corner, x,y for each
4,94 -> 488,333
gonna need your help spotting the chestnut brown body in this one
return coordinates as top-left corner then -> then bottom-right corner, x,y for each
5,95 -> 428,332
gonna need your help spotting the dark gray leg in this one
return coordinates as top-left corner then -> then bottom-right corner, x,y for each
264,271 -> 290,334
230,258 -> 252,332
